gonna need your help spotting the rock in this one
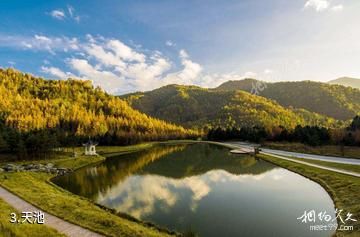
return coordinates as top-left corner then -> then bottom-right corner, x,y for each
24,164 -> 34,170
46,163 -> 54,168
0,168 -> 4,172
50,168 -> 58,174
56,168 -> 69,176
4,164 -> 16,172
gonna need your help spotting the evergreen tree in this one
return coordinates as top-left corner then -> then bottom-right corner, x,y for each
349,116 -> 360,131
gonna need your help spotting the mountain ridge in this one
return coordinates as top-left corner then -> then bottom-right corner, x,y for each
216,79 -> 360,120
328,77 -> 360,89
123,84 -> 339,130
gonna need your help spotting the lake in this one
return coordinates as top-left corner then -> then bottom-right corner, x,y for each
53,143 -> 336,237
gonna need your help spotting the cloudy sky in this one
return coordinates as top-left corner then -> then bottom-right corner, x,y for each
1,0 -> 359,94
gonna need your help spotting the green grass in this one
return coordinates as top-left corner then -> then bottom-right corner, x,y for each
258,154 -> 360,237
0,143 -> 175,237
264,142 -> 360,159
0,198 -> 64,237
50,155 -> 105,169
293,158 -> 360,174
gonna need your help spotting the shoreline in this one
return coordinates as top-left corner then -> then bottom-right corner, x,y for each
1,140 -> 358,236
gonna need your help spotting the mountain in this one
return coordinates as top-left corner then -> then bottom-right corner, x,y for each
217,79 -> 360,120
123,84 -> 338,129
328,77 -> 360,89
0,68 -> 197,148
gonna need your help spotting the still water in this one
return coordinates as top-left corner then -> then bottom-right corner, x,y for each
53,143 -> 336,237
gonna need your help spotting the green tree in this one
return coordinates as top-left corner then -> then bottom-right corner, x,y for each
349,115 -> 360,131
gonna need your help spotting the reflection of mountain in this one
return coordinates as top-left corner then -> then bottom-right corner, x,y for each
54,145 -> 186,199
138,144 -> 274,178
54,144 -> 275,201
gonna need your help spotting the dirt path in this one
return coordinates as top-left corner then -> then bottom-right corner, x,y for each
0,186 -> 104,237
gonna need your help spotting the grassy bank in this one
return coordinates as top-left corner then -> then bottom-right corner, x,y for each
0,198 -> 64,237
293,158 -> 360,174
264,142 -> 360,159
258,154 -> 360,237
0,144 -> 175,237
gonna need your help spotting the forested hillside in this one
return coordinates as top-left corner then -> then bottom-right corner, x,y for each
0,68 -> 197,159
217,79 -> 360,120
123,84 -> 339,130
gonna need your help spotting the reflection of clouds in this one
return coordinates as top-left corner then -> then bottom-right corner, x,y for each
272,174 -> 283,181
96,170 -> 278,219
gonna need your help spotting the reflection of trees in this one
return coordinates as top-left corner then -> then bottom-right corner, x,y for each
54,144 -> 275,201
54,145 -> 186,199
140,144 -> 274,178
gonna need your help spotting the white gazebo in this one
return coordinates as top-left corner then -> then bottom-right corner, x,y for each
83,139 -> 98,156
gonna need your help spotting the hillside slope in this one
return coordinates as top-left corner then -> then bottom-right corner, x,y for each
217,79 -> 360,120
0,68 -> 197,145
123,84 -> 338,129
328,77 -> 360,89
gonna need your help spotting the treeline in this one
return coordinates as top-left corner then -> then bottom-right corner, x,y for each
0,122 -> 59,160
207,116 -> 360,146
0,68 -> 198,160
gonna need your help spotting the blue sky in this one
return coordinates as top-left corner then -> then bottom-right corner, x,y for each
0,0 -> 359,94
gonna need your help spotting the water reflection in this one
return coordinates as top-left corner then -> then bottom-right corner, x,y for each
54,144 -> 335,237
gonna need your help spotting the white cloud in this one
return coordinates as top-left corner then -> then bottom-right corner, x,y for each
243,71 -> 257,78
67,5 -> 81,22
21,42 -> 33,49
67,5 -> 74,17
79,37 -> 172,92
264,69 -> 273,74
107,39 -> 146,63
34,35 -> 52,44
80,41 -> 203,92
10,35 -> 79,54
68,58 -> 124,93
161,49 -> 202,86
0,33 -> 261,93
179,49 -> 189,58
50,10 -> 66,20
2,32 -> 264,93
49,6 -> 80,22
165,40 -> 175,47
41,66 -> 71,79
304,0 -> 329,12
331,5 -> 344,12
